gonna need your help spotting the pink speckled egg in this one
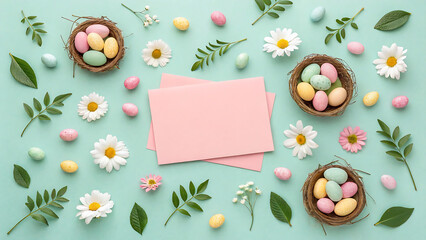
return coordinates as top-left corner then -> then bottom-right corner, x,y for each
320,63 -> 338,83
341,182 -> 358,198
347,41 -> 365,55
122,103 -> 138,117
312,91 -> 328,111
85,24 -> 110,38
274,167 -> 292,180
124,76 -> 140,90
317,198 -> 335,214
211,11 -> 226,26
60,129 -> 78,142
392,96 -> 409,109
74,32 -> 89,54
381,175 -> 397,190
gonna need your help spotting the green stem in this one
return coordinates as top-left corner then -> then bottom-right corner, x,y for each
121,3 -> 147,22
7,200 -> 54,235
164,195 -> 195,226
121,3 -> 136,13
249,210 -> 254,231
403,158 -> 417,191
331,8 -> 364,37
205,38 -> 247,61
21,10 -> 36,34
21,102 -> 54,137
252,2 -> 281,25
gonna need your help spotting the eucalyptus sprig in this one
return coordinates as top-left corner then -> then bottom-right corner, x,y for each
21,92 -> 72,137
191,38 -> 247,71
252,0 -> 293,25
377,119 -> 417,191
164,180 -> 211,226
21,10 -> 46,46
7,187 -> 69,235
324,8 -> 364,44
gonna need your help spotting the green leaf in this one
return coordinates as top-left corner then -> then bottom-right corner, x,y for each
255,0 -> 265,11
36,191 -> 43,207
386,150 -> 403,159
57,186 -> 67,197
377,130 -> 391,138
35,29 -> 47,33
50,202 -> 63,209
43,92 -> 50,106
28,16 -> 37,20
186,201 -> 203,211
273,6 -> 285,11
378,119 -> 391,135
404,143 -> 413,157
56,197 -> 69,202
223,45 -> 230,54
326,26 -> 336,31
209,43 -> 220,48
26,196 -> 35,211
26,27 -> 31,35
197,179 -> 209,194
398,134 -> 411,147
189,181 -> 195,196
9,53 -> 37,88
278,0 -> 292,4
216,40 -> 229,44
263,0 -> 271,5
336,19 -> 344,25
130,203 -> 148,235
43,190 -> 49,203
392,126 -> 400,140
21,18 -> 26,23
172,191 -> 179,208
38,114 -> 51,121
374,10 -> 411,31
54,102 -> 64,107
324,33 -> 333,44
380,140 -> 397,148
194,194 -> 211,201
180,185 -> 188,201
33,98 -> 42,111
341,28 -> 346,39
53,93 -> 72,104
336,31 -> 342,43
206,46 -> 214,51
46,108 -> 62,115
270,192 -> 292,227
13,164 -> 31,188
177,209 -> 191,216
32,22 -> 44,26
32,31 -> 36,40
342,17 -> 350,21
374,207 -> 414,227
23,103 -> 34,118
41,207 -> 58,218
195,54 -> 203,59
351,22 -> 358,29
197,48 -> 208,55
51,189 -> 56,199
267,12 -> 279,18
191,61 -> 201,71
35,34 -> 42,46
31,214 -> 48,225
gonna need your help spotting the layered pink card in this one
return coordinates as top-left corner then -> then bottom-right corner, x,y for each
147,74 -> 275,171
148,76 -> 274,165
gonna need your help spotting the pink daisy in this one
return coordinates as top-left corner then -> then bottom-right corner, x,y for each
339,126 -> 367,153
140,174 -> 162,192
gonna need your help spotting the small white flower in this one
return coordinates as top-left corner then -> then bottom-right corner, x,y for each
76,190 -> 114,224
255,189 -> 262,195
145,14 -> 151,20
248,188 -> 253,192
238,185 -> 245,189
283,120 -> 319,160
232,197 -> 238,203
247,181 -> 254,186
77,92 -> 108,122
148,19 -> 153,24
240,199 -> 246,204
144,5 -> 150,10
242,196 -> 248,200
143,22 -> 149,27
263,28 -> 301,58
152,15 -> 158,20
142,39 -> 172,68
155,19 -> 160,23
236,190 -> 244,195
90,135 -> 129,173
372,43 -> 407,80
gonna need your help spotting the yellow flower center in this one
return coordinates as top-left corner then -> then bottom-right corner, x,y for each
386,57 -> 397,67
152,49 -> 162,59
89,202 -> 101,211
277,39 -> 289,49
105,147 -> 116,158
296,134 -> 306,145
148,179 -> 156,185
87,102 -> 98,112
348,134 -> 358,144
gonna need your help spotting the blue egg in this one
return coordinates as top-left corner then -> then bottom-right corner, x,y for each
326,181 -> 342,202
310,6 -> 326,22
324,168 -> 348,184
41,53 -> 57,68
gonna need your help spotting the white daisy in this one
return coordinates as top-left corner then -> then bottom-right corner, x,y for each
77,92 -> 108,122
90,135 -> 129,173
283,120 -> 319,160
373,43 -> 407,80
76,190 -> 114,224
142,39 -> 172,67
263,28 -> 301,58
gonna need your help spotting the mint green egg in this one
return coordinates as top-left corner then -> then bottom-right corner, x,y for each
310,75 -> 331,90
324,167 -> 348,184
325,181 -> 342,202
28,147 -> 45,161
325,78 -> 342,95
235,53 -> 249,69
301,63 -> 320,83
83,50 -> 107,67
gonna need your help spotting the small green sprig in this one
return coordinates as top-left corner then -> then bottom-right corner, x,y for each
21,10 -> 46,46
7,187 -> 69,235
121,3 -> 159,28
191,38 -> 247,71
252,0 -> 293,25
325,8 -> 364,44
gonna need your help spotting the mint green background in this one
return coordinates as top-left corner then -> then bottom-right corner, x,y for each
1,0 -> 425,239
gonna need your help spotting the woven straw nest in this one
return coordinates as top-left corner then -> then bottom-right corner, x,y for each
302,161 -> 366,227
289,54 -> 357,117
65,16 -> 125,73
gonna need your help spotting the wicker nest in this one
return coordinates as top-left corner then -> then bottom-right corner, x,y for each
65,16 -> 125,73
302,163 -> 366,226
288,54 -> 357,117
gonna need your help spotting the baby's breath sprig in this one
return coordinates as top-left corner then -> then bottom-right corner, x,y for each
232,181 -> 261,231
121,3 -> 159,28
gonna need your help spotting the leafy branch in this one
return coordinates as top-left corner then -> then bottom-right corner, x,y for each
164,180 -> 211,226
7,187 -> 69,235
21,92 -> 72,137
252,0 -> 293,25
21,10 -> 46,46
325,8 -> 364,44
191,38 -> 247,71
377,119 -> 417,191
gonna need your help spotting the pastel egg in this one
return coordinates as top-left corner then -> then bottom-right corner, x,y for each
312,91 -> 328,111
235,53 -> 249,69
74,32 -> 89,54
173,17 -> 190,31
392,96 -> 409,109
211,11 -> 226,26
83,50 -> 107,66
301,63 -> 320,83
325,181 -> 342,202
341,182 -> 358,198
324,168 -> 348,184
313,178 -> 328,199
85,24 -> 110,38
310,6 -> 326,22
41,53 -> 57,68
87,33 -> 104,51
347,41 -> 365,55
60,129 -> 78,142
325,78 -> 342,95
60,160 -> 78,173
122,103 -> 138,117
209,214 -> 225,228
317,198 -> 334,214
310,75 -> 331,90
334,198 -> 357,216
104,37 -> 118,59
328,87 -> 347,107
124,76 -> 140,90
363,91 -> 379,107
274,167 -> 292,180
381,175 -> 397,190
297,82 -> 315,101
28,147 -> 45,161
320,63 -> 338,83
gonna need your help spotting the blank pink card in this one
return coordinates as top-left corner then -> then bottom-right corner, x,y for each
148,77 -> 274,165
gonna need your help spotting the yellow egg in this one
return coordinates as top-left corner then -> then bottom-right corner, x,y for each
104,37 -> 119,59
313,178 -> 328,199
297,82 -> 315,101
363,91 -> 379,107
328,87 -> 347,107
87,33 -> 104,51
334,198 -> 357,216
173,17 -> 190,31
60,160 -> 78,173
209,214 -> 225,228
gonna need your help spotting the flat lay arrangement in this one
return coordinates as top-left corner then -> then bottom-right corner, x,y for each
1,0 -> 425,239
